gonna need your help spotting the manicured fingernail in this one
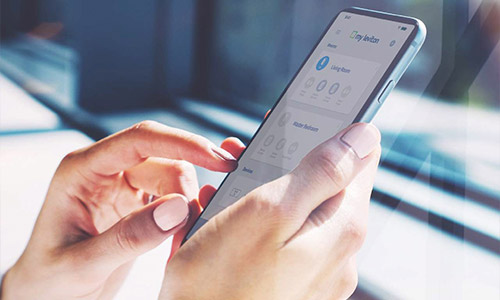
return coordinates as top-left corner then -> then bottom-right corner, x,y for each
231,137 -> 246,147
340,123 -> 381,159
212,147 -> 237,161
153,196 -> 189,231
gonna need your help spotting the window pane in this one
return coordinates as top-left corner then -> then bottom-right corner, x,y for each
204,0 -> 444,114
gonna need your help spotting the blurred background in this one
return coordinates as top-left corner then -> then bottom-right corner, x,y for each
0,0 -> 499,299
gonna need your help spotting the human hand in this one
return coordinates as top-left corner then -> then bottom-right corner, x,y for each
1,121 -> 242,300
160,123 -> 381,300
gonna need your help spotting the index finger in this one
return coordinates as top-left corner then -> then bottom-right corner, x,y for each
77,121 -> 237,175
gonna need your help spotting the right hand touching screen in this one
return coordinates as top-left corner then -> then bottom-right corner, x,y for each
160,123 -> 382,300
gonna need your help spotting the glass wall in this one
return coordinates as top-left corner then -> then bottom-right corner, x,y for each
202,0 -> 444,114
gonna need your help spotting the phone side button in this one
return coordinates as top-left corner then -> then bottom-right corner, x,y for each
378,80 -> 395,103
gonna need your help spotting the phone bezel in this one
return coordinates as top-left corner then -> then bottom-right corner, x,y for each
183,7 -> 424,244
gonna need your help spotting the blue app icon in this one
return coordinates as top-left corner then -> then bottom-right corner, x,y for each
316,56 -> 329,70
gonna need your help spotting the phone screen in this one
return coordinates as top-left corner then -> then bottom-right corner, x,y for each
186,10 -> 417,240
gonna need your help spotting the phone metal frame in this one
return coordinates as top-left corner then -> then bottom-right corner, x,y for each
183,7 -> 426,244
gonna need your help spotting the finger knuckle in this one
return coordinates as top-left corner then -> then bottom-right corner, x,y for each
115,217 -> 141,253
340,218 -> 367,252
244,188 -> 286,221
128,120 -> 159,137
56,150 -> 85,175
60,148 -> 85,167
309,147 -> 348,190
170,160 -> 197,177
62,151 -> 77,162
125,120 -> 161,156
161,161 -> 198,195
135,120 -> 159,131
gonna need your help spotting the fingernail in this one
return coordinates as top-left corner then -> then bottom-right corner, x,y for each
340,123 -> 381,159
212,147 -> 236,161
231,137 -> 246,148
153,196 -> 190,231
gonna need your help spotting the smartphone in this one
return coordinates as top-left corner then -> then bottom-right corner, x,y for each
184,7 -> 426,242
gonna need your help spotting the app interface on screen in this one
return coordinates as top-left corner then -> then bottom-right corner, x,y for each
187,12 -> 414,238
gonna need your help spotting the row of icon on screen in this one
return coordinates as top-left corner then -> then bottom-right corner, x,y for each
261,112 -> 299,155
260,135 -> 299,155
304,77 -> 352,98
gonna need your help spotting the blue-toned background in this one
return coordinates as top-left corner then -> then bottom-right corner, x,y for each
1,0 -> 499,299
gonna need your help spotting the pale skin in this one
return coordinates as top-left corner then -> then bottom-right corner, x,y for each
1,120 -> 381,300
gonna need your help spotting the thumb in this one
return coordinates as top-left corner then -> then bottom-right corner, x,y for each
250,122 -> 380,242
66,194 -> 189,276
291,122 -> 381,209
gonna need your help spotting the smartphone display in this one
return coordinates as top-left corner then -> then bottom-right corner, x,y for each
185,7 -> 426,241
